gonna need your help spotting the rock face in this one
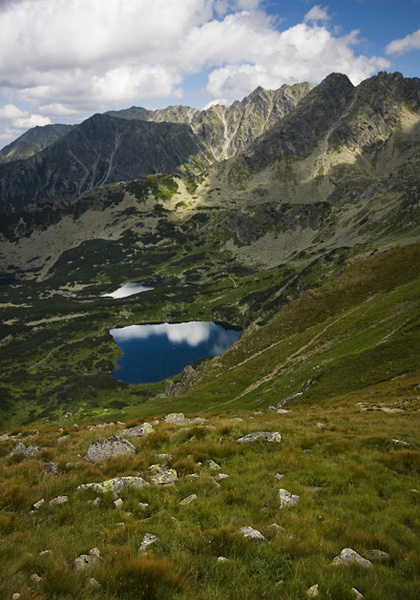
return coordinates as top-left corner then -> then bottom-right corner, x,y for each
78,476 -> 150,494
85,435 -> 135,463
237,432 -> 282,444
277,489 -> 300,508
332,548 -> 372,568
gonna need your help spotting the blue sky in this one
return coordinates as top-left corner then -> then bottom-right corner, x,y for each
0,0 -> 419,148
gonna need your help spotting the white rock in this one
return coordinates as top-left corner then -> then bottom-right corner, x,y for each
307,584 -> 319,597
49,495 -> 68,507
275,473 -> 284,480
88,578 -> 101,589
74,548 -> 101,571
12,593 -> 21,600
214,473 -> 229,481
139,502 -> 149,510
39,550 -> 51,556
217,556 -> 228,562
332,548 -> 372,568
239,526 -> 266,541
180,494 -> 198,505
208,460 -> 221,471
351,588 -> 364,599
165,413 -> 186,425
30,574 -> 42,583
277,488 -> 300,508
114,498 -> 123,509
140,533 -> 159,551
33,499 -> 45,510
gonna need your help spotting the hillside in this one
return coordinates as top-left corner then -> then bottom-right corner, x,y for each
0,70 -> 419,599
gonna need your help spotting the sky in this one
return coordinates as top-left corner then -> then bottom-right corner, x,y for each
0,0 -> 419,149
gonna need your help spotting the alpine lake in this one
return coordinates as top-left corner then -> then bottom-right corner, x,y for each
105,283 -> 242,384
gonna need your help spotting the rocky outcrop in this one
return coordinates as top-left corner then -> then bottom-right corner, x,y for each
277,488 -> 300,508
120,423 -> 153,437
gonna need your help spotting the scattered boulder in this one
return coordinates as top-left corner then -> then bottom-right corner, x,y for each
30,574 -> 42,583
140,533 -> 159,551
39,550 -> 51,556
275,473 -> 284,481
217,556 -> 228,562
139,502 -> 149,510
180,494 -> 198,505
0,433 -> 9,442
351,587 -> 364,599
277,489 -> 300,508
307,584 -> 319,598
42,462 -> 60,475
114,498 -> 123,509
88,578 -> 101,589
78,476 -> 150,495
364,549 -> 390,562
208,460 -> 221,471
165,413 -> 186,425
392,439 -> 411,449
239,526 -> 266,541
85,435 -> 135,463
237,431 -> 281,444
49,496 -> 68,507
214,473 -> 229,482
74,548 -> 101,571
120,423 -> 153,437
57,435 -> 69,444
150,465 -> 178,485
332,548 -> 372,568
12,593 -> 21,600
10,442 -> 46,458
33,499 -> 45,510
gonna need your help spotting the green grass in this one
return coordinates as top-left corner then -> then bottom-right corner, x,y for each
0,404 -> 418,599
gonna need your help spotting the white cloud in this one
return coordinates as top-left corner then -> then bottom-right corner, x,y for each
304,5 -> 330,24
0,0 -> 391,147
110,322 -> 213,347
386,29 -> 420,56
14,114 -> 51,128
0,103 -> 25,118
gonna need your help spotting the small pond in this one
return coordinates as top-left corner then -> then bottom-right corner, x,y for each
110,321 -> 242,384
103,282 -> 153,299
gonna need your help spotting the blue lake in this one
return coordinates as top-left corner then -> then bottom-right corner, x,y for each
110,321 -> 242,384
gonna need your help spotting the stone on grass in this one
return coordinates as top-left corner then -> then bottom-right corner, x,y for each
165,413 -> 186,425
275,473 -> 284,481
88,578 -> 101,589
33,499 -> 45,510
30,574 -> 42,583
149,465 -> 178,485
180,494 -> 198,505
239,526 -> 266,541
217,556 -> 228,562
332,548 -> 372,568
12,594 -> 21,600
306,584 -> 319,598
78,476 -> 150,495
277,488 -> 300,508
121,423 -> 153,437
214,473 -> 229,481
139,502 -> 149,510
10,442 -> 46,458
351,588 -> 364,599
85,435 -> 135,463
39,550 -> 51,556
140,533 -> 159,551
208,459 -> 221,470
42,462 -> 60,475
49,495 -> 68,507
392,439 -> 411,449
0,434 -> 9,441
236,431 -> 281,444
74,548 -> 101,571
114,498 -> 123,509
364,549 -> 390,562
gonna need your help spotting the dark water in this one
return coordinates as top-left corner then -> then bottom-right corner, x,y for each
110,321 -> 242,384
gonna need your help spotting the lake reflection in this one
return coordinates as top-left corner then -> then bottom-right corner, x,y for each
110,321 -> 242,384
103,282 -> 153,299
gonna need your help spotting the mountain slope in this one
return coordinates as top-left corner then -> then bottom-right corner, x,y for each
0,123 -> 75,163
0,114 -> 209,212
